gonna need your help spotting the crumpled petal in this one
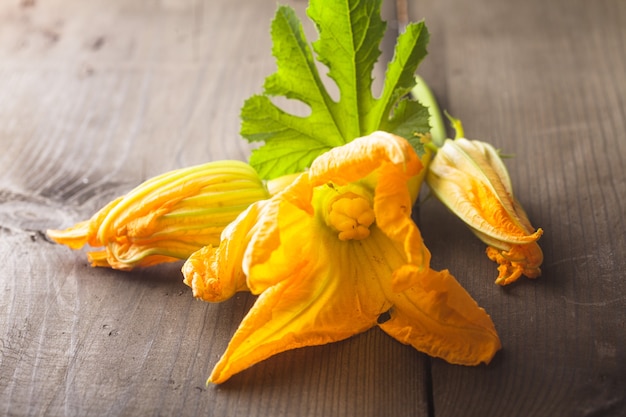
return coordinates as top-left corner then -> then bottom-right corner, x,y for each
181,204 -> 260,302
380,268 -> 501,365
308,131 -> 422,184
486,242 -> 543,285
375,160 -> 432,292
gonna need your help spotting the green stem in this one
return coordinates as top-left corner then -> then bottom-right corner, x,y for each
411,74 -> 446,147
444,110 -> 465,139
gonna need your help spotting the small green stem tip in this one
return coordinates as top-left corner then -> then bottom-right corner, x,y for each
443,110 -> 465,139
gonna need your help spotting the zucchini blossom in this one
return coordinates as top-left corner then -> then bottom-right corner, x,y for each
47,161 -> 269,270
183,132 -> 501,384
426,137 -> 543,285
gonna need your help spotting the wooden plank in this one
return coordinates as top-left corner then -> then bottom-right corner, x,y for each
0,0 -> 432,416
412,0 -> 626,415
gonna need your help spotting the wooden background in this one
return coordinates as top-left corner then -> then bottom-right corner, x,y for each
1,0 -> 625,416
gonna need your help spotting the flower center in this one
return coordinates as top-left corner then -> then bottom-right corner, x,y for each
322,185 -> 375,241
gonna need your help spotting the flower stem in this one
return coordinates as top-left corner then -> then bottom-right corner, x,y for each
412,74 -> 446,147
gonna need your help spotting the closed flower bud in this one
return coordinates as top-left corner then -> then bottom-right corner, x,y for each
426,138 -> 543,285
48,161 -> 270,270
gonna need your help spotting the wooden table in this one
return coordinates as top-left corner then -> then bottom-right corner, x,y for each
1,0 -> 625,415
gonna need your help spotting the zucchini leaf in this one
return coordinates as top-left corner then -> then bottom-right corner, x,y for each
241,0 -> 430,179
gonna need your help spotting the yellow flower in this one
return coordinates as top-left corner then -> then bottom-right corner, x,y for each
426,137 -> 543,285
47,161 -> 269,270
183,131 -> 501,384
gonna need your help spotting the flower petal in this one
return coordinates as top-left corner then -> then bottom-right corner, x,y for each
453,138 -> 515,199
209,231 -> 390,384
47,197 -> 123,249
308,131 -> 422,186
182,189 -> 303,301
243,175 -> 314,294
379,268 -> 501,365
374,161 -> 431,291
487,241 -> 543,285
428,161 -> 540,245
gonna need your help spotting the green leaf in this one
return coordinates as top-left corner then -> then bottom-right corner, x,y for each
241,0 -> 431,179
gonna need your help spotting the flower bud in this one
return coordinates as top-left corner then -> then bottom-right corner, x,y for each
48,160 -> 270,270
426,138 -> 543,285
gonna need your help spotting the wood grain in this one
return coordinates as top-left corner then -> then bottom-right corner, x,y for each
413,0 -> 626,415
1,0 -> 625,416
1,0 -> 430,416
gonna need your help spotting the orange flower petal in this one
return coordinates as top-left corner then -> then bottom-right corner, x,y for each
308,131 -> 422,186
380,268 -> 501,365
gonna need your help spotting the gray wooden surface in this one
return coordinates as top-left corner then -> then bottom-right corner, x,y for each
1,0 -> 625,416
